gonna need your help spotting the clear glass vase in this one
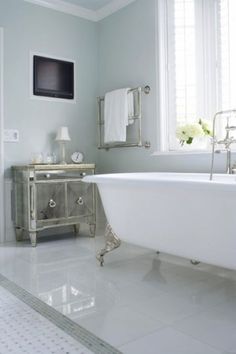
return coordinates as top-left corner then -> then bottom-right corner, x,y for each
181,137 -> 209,151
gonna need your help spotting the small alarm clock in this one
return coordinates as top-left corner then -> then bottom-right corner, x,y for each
71,152 -> 84,164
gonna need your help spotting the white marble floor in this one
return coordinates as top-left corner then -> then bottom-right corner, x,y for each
1,228 -> 236,354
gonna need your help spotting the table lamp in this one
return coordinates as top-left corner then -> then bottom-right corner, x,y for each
55,127 -> 71,164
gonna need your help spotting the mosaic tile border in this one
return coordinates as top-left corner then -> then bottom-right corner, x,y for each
0,273 -> 122,354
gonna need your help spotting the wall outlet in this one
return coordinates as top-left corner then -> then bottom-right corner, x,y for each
4,129 -> 19,142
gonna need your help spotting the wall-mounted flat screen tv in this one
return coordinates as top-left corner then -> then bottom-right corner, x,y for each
33,55 -> 74,99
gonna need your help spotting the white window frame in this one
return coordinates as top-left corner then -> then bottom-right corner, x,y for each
156,0 -> 219,153
0,28 -> 4,242
156,0 -> 170,152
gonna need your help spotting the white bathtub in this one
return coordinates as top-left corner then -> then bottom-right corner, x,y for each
83,173 -> 236,270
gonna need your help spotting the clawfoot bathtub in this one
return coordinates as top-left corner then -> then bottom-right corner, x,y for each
83,173 -> 236,269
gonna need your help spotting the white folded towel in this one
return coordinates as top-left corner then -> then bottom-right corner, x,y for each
128,91 -> 134,121
104,88 -> 134,143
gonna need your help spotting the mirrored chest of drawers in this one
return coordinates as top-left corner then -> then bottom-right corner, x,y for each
12,164 -> 96,246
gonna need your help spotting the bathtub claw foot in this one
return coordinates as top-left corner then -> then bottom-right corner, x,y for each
190,260 -> 200,265
97,223 -> 121,266
96,253 -> 104,267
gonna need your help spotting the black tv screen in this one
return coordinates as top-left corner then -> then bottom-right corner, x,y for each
33,55 -> 74,99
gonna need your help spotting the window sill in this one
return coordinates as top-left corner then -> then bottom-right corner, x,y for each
152,149 -> 236,156
151,150 -> 213,156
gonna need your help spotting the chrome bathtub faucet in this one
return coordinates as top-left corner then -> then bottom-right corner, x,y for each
210,110 -> 236,180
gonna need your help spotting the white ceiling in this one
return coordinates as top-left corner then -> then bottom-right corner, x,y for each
62,0 -> 113,11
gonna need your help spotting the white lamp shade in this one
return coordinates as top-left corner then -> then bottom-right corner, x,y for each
55,127 -> 71,141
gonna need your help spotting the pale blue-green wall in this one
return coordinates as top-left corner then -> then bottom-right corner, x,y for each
97,0 -> 227,173
0,0 -> 98,176
0,0 -> 229,178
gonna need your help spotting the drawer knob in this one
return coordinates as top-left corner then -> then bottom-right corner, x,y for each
48,199 -> 56,208
76,197 -> 84,205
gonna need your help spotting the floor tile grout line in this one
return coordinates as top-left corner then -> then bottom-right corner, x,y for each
117,323 -> 169,350
168,325 -> 224,353
0,273 -> 122,354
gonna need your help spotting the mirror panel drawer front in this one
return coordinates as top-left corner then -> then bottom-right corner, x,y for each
35,169 -> 94,181
36,183 -> 66,220
67,181 -> 94,217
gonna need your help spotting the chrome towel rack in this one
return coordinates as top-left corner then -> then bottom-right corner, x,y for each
97,85 -> 151,150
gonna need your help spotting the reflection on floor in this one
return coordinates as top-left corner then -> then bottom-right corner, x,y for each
0,272 -> 120,354
1,229 -> 236,354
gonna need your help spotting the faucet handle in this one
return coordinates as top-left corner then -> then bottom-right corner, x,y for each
225,125 -> 236,131
216,139 -> 226,145
216,136 -> 236,148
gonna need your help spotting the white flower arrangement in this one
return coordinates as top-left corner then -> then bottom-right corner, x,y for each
176,119 -> 212,146
199,119 -> 212,136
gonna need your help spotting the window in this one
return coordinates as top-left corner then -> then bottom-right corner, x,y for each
157,0 -> 236,151
218,0 -> 236,110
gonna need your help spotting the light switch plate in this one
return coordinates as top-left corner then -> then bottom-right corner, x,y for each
4,129 -> 19,142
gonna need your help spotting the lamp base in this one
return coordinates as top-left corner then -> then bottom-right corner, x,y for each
59,142 -> 67,165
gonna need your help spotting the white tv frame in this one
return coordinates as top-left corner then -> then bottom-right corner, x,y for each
0,28 -> 4,243
29,51 -> 76,103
